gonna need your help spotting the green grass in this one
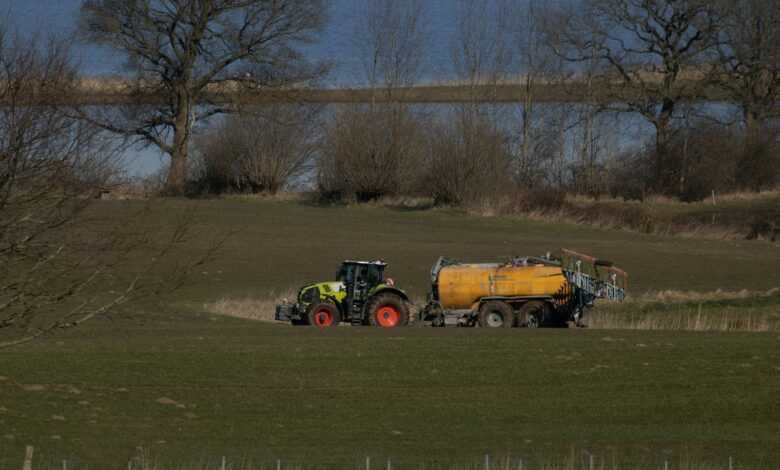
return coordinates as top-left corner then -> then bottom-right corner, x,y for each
98,197 -> 780,305
1,198 -> 779,468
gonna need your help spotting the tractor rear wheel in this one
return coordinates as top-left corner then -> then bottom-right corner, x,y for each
367,294 -> 409,328
519,301 -> 550,328
478,301 -> 514,328
307,303 -> 341,328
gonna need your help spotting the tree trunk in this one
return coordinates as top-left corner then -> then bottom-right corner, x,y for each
166,93 -> 192,195
654,104 -> 674,194
740,107 -> 762,190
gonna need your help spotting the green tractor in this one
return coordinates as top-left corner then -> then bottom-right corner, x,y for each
275,260 -> 411,328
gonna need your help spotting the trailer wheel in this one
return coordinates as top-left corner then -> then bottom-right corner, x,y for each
478,301 -> 514,328
367,294 -> 409,328
307,303 -> 341,328
519,301 -> 549,328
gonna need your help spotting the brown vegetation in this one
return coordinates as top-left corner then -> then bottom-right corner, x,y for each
192,105 -> 321,195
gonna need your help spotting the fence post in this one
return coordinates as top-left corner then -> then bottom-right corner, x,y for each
729,456 -> 734,470
664,460 -> 669,470
589,453 -> 594,470
386,458 -> 391,470
484,454 -> 490,470
365,456 -> 370,470
22,446 -> 34,470
128,460 -> 133,470
221,456 -> 226,470
277,459 -> 281,470
62,460 -> 67,470
517,458 -> 523,470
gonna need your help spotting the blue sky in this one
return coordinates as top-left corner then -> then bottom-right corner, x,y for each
2,0 -> 460,84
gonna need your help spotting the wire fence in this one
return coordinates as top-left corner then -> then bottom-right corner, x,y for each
11,446 -> 751,470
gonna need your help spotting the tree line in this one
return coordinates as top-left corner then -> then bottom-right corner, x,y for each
9,0 -> 780,203
181,0 -> 780,203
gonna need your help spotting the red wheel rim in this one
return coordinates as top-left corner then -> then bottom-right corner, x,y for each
313,309 -> 334,327
375,306 -> 401,328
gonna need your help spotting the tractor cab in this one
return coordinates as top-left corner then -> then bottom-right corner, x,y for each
337,260 -> 386,287
276,260 -> 410,328
338,261 -> 387,324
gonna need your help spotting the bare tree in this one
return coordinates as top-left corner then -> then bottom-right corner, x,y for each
0,29 -> 219,348
715,0 -> 780,189
353,0 -> 427,101
77,0 -> 327,195
193,104 -> 320,194
317,0 -> 428,202
318,105 -> 425,201
422,111 -> 512,206
546,0 -> 721,194
716,0 -> 780,132
452,0 -> 514,101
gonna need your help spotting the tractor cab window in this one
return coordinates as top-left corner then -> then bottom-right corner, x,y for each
336,264 -> 353,283
337,263 -> 384,286
366,265 -> 384,286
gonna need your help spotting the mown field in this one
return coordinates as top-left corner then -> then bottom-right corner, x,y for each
1,198 -> 779,469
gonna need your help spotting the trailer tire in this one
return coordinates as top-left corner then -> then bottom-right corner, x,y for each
519,301 -> 550,328
367,294 -> 409,328
478,301 -> 514,328
307,303 -> 341,328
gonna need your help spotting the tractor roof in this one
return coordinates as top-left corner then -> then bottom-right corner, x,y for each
342,260 -> 387,266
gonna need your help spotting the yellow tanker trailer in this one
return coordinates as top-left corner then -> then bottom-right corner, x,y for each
421,249 -> 627,328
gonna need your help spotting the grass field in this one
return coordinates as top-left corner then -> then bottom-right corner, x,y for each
1,198 -> 779,469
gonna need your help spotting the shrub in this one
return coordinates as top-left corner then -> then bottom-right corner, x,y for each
317,105 -> 425,202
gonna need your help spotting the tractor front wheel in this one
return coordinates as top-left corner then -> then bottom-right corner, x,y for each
307,303 -> 341,328
367,294 -> 409,328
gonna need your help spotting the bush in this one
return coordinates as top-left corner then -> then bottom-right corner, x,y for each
736,126 -> 780,192
191,105 -> 320,195
420,108 -> 512,206
317,105 -> 425,202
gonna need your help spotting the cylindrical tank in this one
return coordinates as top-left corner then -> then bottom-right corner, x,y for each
436,263 -> 567,310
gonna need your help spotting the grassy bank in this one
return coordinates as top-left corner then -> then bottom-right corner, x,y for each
467,191 -> 780,242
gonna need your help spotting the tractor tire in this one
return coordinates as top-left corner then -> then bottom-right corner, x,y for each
307,302 -> 341,328
367,294 -> 409,328
519,301 -> 550,328
478,301 -> 514,328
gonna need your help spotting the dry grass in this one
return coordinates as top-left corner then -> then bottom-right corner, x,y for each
589,308 -> 775,332
205,289 -> 296,323
466,193 -> 772,241
220,192 -> 307,203
566,189 -> 780,206
588,289 -> 780,332
32,452 -> 741,470
638,288 -> 780,303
